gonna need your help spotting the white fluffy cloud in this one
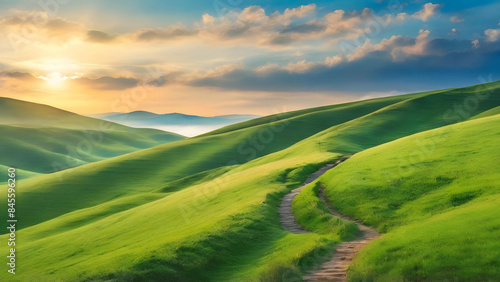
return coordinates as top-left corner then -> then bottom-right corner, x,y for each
485,29 -> 500,42
347,29 -> 430,61
412,3 -> 440,22
0,3 -> 442,50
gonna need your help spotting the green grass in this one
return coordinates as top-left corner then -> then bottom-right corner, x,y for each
0,97 -> 185,175
292,181 -> 358,238
469,105 -> 500,120
0,125 -> 184,174
318,114 -> 500,281
0,164 -> 40,182
350,195 -> 500,281
0,81 -> 499,280
3,87 -> 442,230
1,153 -> 343,281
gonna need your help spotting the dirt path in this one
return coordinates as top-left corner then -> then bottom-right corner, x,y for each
278,155 -> 380,281
302,185 -> 380,281
279,157 -> 350,234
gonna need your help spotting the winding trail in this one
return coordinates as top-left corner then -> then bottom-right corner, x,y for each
303,185 -> 380,281
279,158 -> 348,234
278,156 -> 380,281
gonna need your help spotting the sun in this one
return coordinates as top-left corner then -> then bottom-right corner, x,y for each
37,72 -> 79,86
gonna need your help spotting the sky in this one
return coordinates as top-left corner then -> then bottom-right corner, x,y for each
0,0 -> 499,116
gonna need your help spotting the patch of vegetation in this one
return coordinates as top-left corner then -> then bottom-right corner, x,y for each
292,181 -> 359,238
319,114 -> 500,280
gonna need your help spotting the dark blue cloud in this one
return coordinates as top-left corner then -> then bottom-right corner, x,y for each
190,39 -> 500,94
281,22 -> 326,34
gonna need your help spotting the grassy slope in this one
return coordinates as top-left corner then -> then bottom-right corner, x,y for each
469,104 -> 500,120
318,114 -> 500,281
1,90 -> 427,230
0,97 -> 133,130
0,81 -> 499,280
292,181 -> 359,238
0,125 -> 184,174
201,91 -> 431,137
3,152 -> 343,281
0,97 -> 185,174
0,164 -> 40,182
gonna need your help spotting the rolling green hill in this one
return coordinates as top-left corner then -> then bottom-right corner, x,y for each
0,97 -> 135,130
0,97 -> 185,176
469,104 -> 500,120
315,114 -> 500,281
0,81 -> 499,281
1,89 -> 435,230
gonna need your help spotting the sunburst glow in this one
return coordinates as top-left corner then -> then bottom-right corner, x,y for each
37,72 -> 79,86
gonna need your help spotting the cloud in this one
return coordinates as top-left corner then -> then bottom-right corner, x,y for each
281,55 -> 344,73
86,30 -> 117,43
472,39 -> 480,48
73,4 -> 405,48
412,3 -> 440,22
187,34 -> 500,93
346,30 -> 430,61
0,11 -> 84,46
425,38 -> 471,55
279,4 -> 318,22
135,25 -> 197,41
192,3 -> 437,47
282,60 -> 319,73
0,3 -> 437,50
0,71 -> 36,79
280,22 -> 326,34
324,56 -> 343,67
449,28 -> 458,35
0,68 -> 173,90
202,14 -> 215,25
75,76 -> 139,90
37,72 -> 80,82
238,6 -> 268,23
197,4 -> 319,46
198,63 -> 244,79
485,29 -> 500,42
255,63 -> 280,73
450,15 -> 464,23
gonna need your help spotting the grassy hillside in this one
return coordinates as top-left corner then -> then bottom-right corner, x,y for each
469,105 -> 500,120
200,90 -> 431,137
0,97 -> 185,175
0,97 -> 132,130
0,81 -> 499,281
1,88 -> 433,230
317,114 -> 500,281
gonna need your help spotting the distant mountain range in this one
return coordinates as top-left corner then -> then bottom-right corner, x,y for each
89,111 -> 261,136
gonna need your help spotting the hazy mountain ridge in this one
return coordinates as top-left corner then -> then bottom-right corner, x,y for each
90,111 -> 262,136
